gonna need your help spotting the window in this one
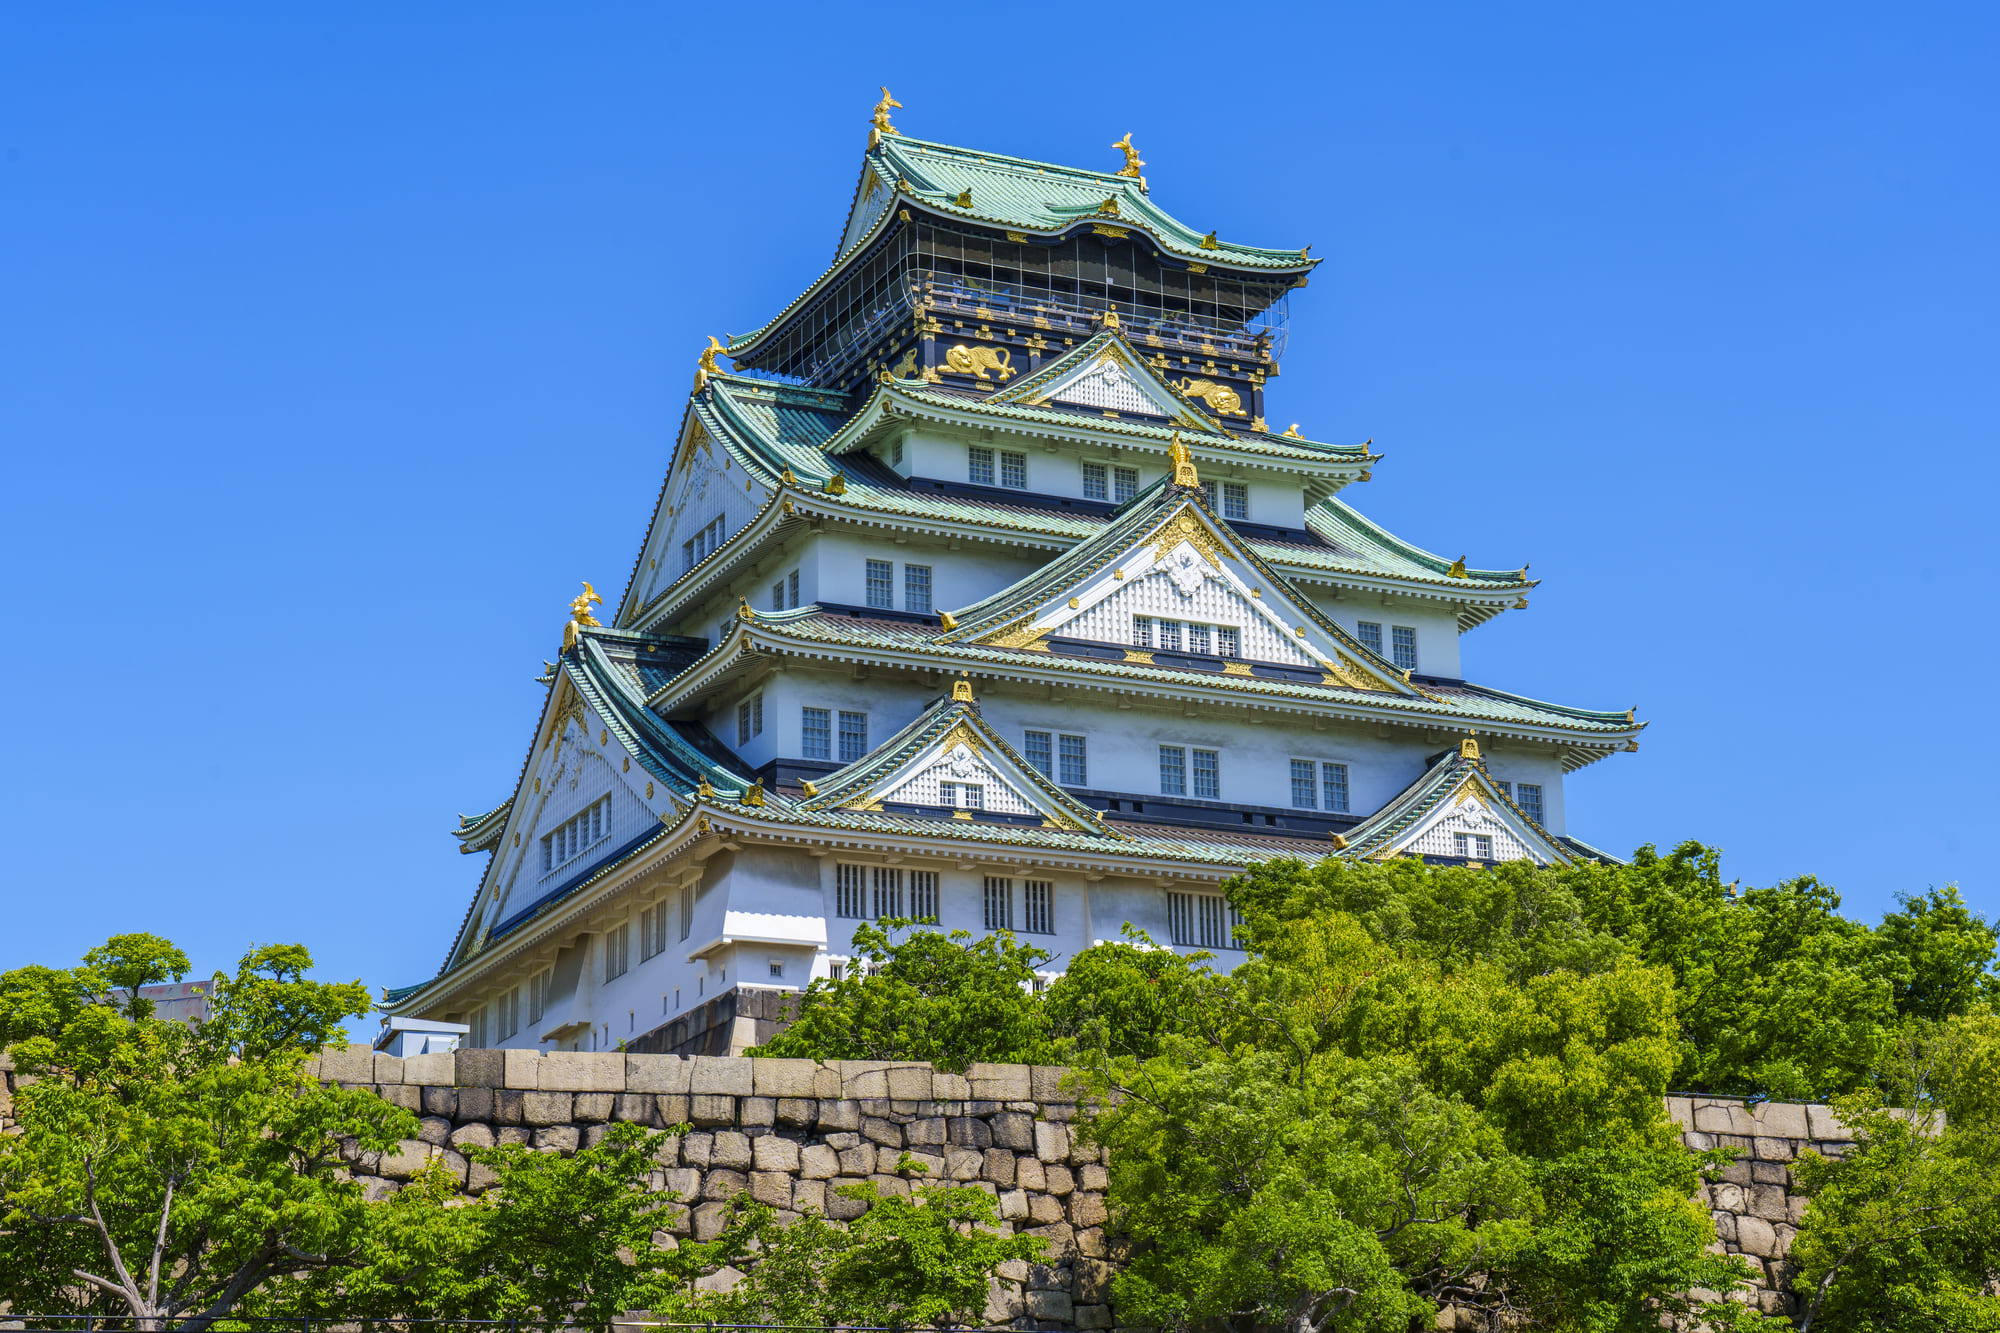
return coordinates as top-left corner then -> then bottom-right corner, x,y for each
1188,624 -> 1211,654
983,876 -> 1014,931
1000,451 -> 1027,489
1024,729 -> 1053,776
968,446 -> 994,485
1219,482 -> 1249,520
1493,779 -> 1512,801
1217,626 -> 1240,657
837,863 -> 866,919
1291,759 -> 1318,808
1059,734 -> 1088,786
769,959 -> 785,979
1357,621 -> 1383,655
1167,892 -> 1244,949
838,711 -> 868,762
865,559 -> 894,609
1193,748 -> 1220,799
788,570 -> 800,606
469,1005 -> 487,1050
1392,626 -> 1418,672
1113,466 -> 1138,503
904,564 -> 933,614
802,707 -> 831,760
1517,783 -> 1544,824
1137,616 -> 1237,658
496,987 -> 519,1042
736,692 -> 763,745
604,923 -> 630,983
1082,462 -> 1107,500
890,437 -> 904,468
909,870 -> 938,921
679,883 -> 694,941
1133,615 -> 1153,648
939,781 -> 985,809
541,798 -> 608,875
682,514 -> 726,572
1023,880 -> 1054,935
528,969 -> 550,1025
872,867 -> 903,919
1323,762 -> 1350,813
1159,619 -> 1183,651
1160,745 -> 1187,795
771,580 -> 786,611
1454,832 -> 1494,861
639,907 -> 661,961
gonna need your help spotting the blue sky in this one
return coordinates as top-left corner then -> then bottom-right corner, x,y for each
3,5 -> 1994,997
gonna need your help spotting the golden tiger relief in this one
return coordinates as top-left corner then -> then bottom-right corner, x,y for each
1177,376 -> 1244,415
943,344 -> 1015,381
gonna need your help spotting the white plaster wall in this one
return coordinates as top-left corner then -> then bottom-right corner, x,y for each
811,531 -> 1044,615
1482,744 -> 1569,835
1305,594 -> 1464,680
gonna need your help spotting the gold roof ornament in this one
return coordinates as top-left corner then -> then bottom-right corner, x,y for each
742,781 -> 765,807
1331,832 -> 1350,849
824,474 -> 847,496
561,581 -> 603,651
1111,133 -> 1146,180
694,336 -> 725,392
869,87 -> 903,146
952,677 -> 974,703
939,610 -> 958,630
1459,734 -> 1481,761
1097,307 -> 1121,331
1167,431 -> 1200,487
1097,196 -> 1120,216
781,465 -> 797,485
1446,556 -> 1468,579
954,188 -> 971,208
801,779 -> 818,797
1283,423 -> 1302,437
697,777 -> 714,800
1201,230 -> 1219,250
736,598 -> 756,621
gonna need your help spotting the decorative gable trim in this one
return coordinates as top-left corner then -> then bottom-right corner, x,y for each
1339,744 -> 1575,867
989,330 -> 1225,434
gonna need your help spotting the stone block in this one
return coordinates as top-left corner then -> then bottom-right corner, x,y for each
792,1177 -> 826,1214
378,1139 -> 433,1181
362,1178 -> 400,1201
1080,1162 -> 1108,1191
373,1053 -> 405,1085
1017,1156 -> 1047,1192
1750,1101 -> 1809,1140
711,1131 -> 753,1170
1753,1136 -> 1795,1162
1693,1101 -> 1752,1136
1075,1303 -> 1113,1329
1806,1103 -> 1854,1140
1024,1220 -> 1077,1262
1711,1182 -> 1745,1213
542,1051 -> 623,1092
1035,1119 -> 1071,1162
801,1144 -> 840,1179
827,1182 -> 872,1221
739,1096 -> 775,1127
753,1135 -> 801,1172
949,1116 -> 994,1148
906,1115 -> 947,1146
1751,1161 -> 1790,1185
1031,1065 -> 1077,1103
1719,1160 -> 1754,1185
452,1047 -> 505,1088
403,1051 -> 454,1086
573,1092 -> 613,1124
503,1048 -> 542,1089
375,1083 -> 421,1111
1711,1210 -> 1737,1244
453,1086 -> 491,1123
945,1145 -> 984,1180
432,1147 -> 469,1185
867,1173 -> 912,1198
690,1094 -> 736,1127
820,1098 -> 861,1130
825,1131 -> 860,1149
1076,1227 -> 1106,1259
1028,1192 -> 1065,1224
776,1097 -> 815,1126
681,1132 -> 714,1168
750,1170 -> 793,1207
1775,1222 -> 1798,1255
901,1149 -> 946,1178
1749,1184 -> 1789,1221
626,1054 -> 692,1094
751,1057 -> 822,1098
983,1277 -> 1026,1324
1075,1256 -> 1114,1303
1788,1194 -> 1810,1225
690,1056 -> 754,1096
534,1125 -> 580,1155
1027,1262 -> 1067,1291
984,1147 -> 1018,1186
497,1125 -> 532,1146
655,1094 -> 690,1127
450,1122 -> 495,1150
467,1158 -> 501,1193
317,1043 -> 374,1084
517,1091 -> 570,1125
703,1168 -> 748,1200
1737,1214 -> 1778,1258
885,1064 -> 932,1100
1070,1191 -> 1108,1227
611,1093 -> 654,1124
1046,1163 -> 1076,1196
998,1188 -> 1029,1220
933,1070 -> 971,1100
418,1116 -> 452,1146
838,1144 -> 875,1174
1665,1096 -> 1694,1129
838,1060 -> 892,1099
420,1085 -> 457,1118
583,1124 -> 616,1149
862,1116 -> 904,1147
967,1062 -> 1031,1101
990,1110 -> 1035,1150
665,1166 -> 702,1199
692,1201 -> 733,1241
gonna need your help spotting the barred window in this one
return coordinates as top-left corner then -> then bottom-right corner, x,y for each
603,923 -> 630,983
1000,451 -> 1027,489
1219,481 -> 1249,520
968,446 -> 994,485
1454,832 -> 1493,861
1059,734 -> 1088,786
1166,892 -> 1245,949
838,711 -> 868,762
1082,462 -> 1107,500
541,798 -> 609,875
1113,466 -> 1138,503
836,863 -> 867,919
736,692 -> 763,745
1517,783 -> 1544,824
904,564 -> 933,614
1290,759 -> 1317,808
788,570 -> 800,606
1193,748 -> 1220,799
639,907 -> 660,961
1188,623 -> 1211,654
1323,762 -> 1350,813
469,1005 -> 487,1049
772,579 -> 786,611
890,437 -> 904,468
983,876 -> 1014,931
1159,745 -> 1187,795
865,559 -> 894,609
528,969 -> 549,1025
679,883 -> 693,941
1024,729 -> 1053,776
802,707 -> 831,760
496,987 -> 519,1041
1023,880 -> 1054,935
1159,619 -> 1183,652
1357,621 -> 1384,655
1133,615 -> 1154,648
940,781 -> 984,809
1217,626 -> 1240,657
909,870 -> 939,922
872,867 -> 903,919
1392,625 -> 1418,672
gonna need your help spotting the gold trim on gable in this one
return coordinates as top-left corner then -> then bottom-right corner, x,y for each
1149,509 -> 1224,569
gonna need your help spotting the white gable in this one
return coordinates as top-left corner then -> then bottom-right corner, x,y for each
1048,355 -> 1171,415
877,738 -> 1037,815
1393,778 -> 1547,864
633,428 -> 769,608
1060,542 -> 1315,666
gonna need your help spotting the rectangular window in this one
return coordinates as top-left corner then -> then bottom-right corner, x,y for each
1193,749 -> 1220,799
769,959 -> 785,979
639,907 -> 659,961
1188,624 -> 1212,655
1217,626 -> 1240,657
1392,626 -> 1418,672
983,876 -> 1014,931
1454,833 -> 1494,861
1024,729 -> 1053,776
904,564 -> 933,614
1517,783 -> 1544,824
771,580 -> 786,611
836,863 -> 867,919
1113,466 -> 1138,503
1082,462 -> 1107,500
909,870 -> 938,921
968,446 -> 994,485
1000,451 -> 1027,489
1357,621 -> 1383,655
838,711 -> 868,763
469,1005 -> 487,1050
872,867 -> 903,920
890,437 -> 904,468
802,707 -> 831,760
788,570 -> 800,606
496,987 -> 519,1041
1494,779 -> 1513,801
679,883 -> 694,941
1058,734 -> 1088,786
540,798 -> 609,877
1023,880 -> 1054,935
604,923 -> 630,983
1323,762 -> 1350,813
737,693 -> 762,745
1133,615 -> 1154,648
1159,745 -> 1187,795
1159,620 -> 1183,652
1220,481 -> 1249,520
865,559 -> 894,609
1168,892 -> 1245,949
683,539 -> 696,573
1290,759 -> 1317,808
961,783 -> 984,809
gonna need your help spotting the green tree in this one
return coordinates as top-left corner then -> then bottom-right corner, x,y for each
1876,886 -> 1998,1023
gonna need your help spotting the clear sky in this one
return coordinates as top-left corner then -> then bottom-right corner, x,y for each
3,5 -> 1995,1002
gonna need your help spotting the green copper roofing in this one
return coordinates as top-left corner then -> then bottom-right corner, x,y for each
453,800 -> 513,854
1335,745 -> 1577,866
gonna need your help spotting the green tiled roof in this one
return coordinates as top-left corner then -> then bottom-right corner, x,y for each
1336,746 -> 1576,865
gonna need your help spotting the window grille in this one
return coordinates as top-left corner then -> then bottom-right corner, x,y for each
1159,620 -> 1183,652
640,907 -> 659,961
528,970 -> 549,1025
838,711 -> 868,762
769,959 -> 785,979
1133,615 -> 1154,648
469,1006 -> 487,1050
1159,745 -> 1187,795
968,446 -> 994,485
737,693 -> 763,745
865,559 -> 894,609
909,870 -> 938,921
1193,749 -> 1220,799
679,884 -> 693,941
604,923 -> 630,982
1059,734 -> 1088,786
890,437 -> 904,468
1188,624 -> 1211,654
872,867 -> 903,919
1000,451 -> 1027,489
1220,482 -> 1249,520
1167,892 -> 1244,949
1113,466 -> 1138,503
771,580 -> 786,611
1392,626 -> 1418,672
1023,880 -> 1054,935
837,863 -> 867,919
802,707 -> 831,760
682,515 -> 726,572
1291,759 -> 1317,808
1517,784 -> 1544,824
1024,729 -> 1052,776
541,798 -> 608,875
1323,762 -> 1350,813
1217,626 -> 1240,657
496,987 -> 519,1041
940,781 -> 984,809
788,570 -> 800,606
983,876 -> 1014,930
1454,832 -> 1493,861
904,564 -> 933,614
1082,462 -> 1107,499
1357,621 -> 1383,655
